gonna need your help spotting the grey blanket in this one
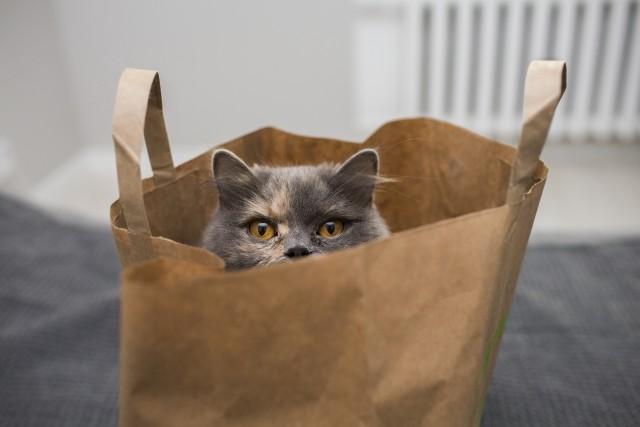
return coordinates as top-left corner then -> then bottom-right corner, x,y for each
1,194 -> 638,426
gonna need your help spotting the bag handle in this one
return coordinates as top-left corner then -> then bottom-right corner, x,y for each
507,60 -> 567,204
112,68 -> 177,234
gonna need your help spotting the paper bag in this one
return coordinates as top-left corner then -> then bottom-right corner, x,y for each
111,61 -> 566,426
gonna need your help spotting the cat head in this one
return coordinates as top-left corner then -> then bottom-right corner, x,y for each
202,148 -> 390,270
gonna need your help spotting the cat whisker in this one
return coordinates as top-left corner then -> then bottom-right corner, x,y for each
382,174 -> 440,181
369,137 -> 430,155
374,187 -> 420,202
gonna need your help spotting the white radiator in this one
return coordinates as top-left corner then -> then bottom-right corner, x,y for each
354,0 -> 640,143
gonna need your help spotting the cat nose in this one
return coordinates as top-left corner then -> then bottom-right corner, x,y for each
284,246 -> 311,258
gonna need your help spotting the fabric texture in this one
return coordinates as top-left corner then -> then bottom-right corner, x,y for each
0,195 -> 119,426
0,194 -> 637,426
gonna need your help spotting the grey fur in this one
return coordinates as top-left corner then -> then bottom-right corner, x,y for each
202,149 -> 390,270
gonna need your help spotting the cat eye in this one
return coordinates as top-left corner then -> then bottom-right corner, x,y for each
249,221 -> 276,240
318,220 -> 344,238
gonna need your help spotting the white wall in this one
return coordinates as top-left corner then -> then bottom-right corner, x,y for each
1,0 -> 356,192
53,0 -> 356,145
0,1 -> 81,192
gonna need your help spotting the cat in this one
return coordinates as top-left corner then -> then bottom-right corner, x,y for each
202,148 -> 390,270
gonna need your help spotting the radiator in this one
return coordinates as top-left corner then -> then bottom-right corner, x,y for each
354,0 -> 640,143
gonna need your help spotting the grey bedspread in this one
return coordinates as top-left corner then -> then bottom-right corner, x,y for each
1,194 -> 638,426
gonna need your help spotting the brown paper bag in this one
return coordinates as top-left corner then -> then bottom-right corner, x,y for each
111,61 -> 566,426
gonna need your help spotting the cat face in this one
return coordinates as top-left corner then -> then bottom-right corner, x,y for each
202,149 -> 390,270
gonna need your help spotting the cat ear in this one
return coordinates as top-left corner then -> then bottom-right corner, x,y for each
212,149 -> 258,206
331,149 -> 380,206
337,149 -> 379,177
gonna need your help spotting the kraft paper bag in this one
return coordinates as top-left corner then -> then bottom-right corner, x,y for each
110,61 -> 566,426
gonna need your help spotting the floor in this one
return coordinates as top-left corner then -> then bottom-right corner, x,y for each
18,143 -> 640,241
